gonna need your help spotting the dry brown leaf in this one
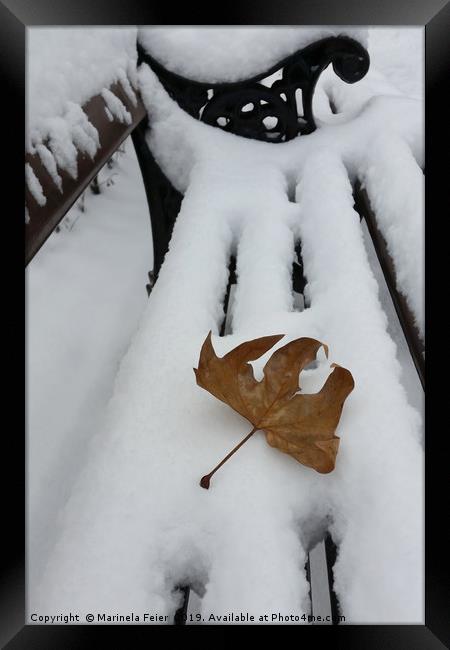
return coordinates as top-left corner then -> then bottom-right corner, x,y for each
194,332 -> 354,488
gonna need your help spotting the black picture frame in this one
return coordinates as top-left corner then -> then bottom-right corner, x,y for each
1,0 -> 448,646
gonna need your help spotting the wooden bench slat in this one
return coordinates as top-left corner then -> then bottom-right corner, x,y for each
25,81 -> 146,265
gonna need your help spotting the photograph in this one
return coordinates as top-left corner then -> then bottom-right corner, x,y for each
1,1 -> 448,645
25,24 -> 425,626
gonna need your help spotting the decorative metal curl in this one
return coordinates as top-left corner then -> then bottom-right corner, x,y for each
137,36 -> 369,143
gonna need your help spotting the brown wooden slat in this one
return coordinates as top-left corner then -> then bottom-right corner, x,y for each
25,80 -> 147,265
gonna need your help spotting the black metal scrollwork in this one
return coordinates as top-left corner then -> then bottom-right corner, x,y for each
137,36 -> 369,143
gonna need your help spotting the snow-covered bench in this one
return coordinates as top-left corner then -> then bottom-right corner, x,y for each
27,30 -> 424,625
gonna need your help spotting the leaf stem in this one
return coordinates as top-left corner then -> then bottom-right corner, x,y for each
200,427 -> 258,489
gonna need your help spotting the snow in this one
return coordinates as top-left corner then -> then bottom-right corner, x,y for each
28,28 -> 424,625
26,28 -> 137,181
316,29 -> 423,134
360,218 -> 423,426
27,139 -> 151,604
368,28 -> 424,99
25,162 -> 46,206
138,27 -> 368,83
101,88 -> 132,125
361,133 -> 424,337
35,143 -> 63,192
317,28 -> 424,337
295,153 -> 423,622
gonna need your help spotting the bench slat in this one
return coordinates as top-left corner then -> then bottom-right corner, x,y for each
353,184 -> 425,389
25,81 -> 146,265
